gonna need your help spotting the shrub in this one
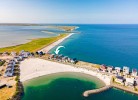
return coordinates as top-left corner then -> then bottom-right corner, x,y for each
0,60 -> 5,66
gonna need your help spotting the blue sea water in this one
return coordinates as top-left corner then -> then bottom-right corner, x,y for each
50,24 -> 138,69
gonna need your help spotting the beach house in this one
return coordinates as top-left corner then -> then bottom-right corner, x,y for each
19,50 -> 30,58
125,77 -> 135,86
134,77 -> 138,86
61,56 -> 68,62
48,54 -> 55,60
70,58 -> 77,64
132,69 -> 137,77
123,66 -> 130,75
107,66 -> 113,73
11,52 -> 17,57
4,60 -> 15,77
115,76 -> 125,85
100,64 -> 107,72
114,67 -> 121,73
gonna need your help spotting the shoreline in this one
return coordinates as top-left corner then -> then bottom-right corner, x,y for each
1,26 -> 138,98
20,58 -> 111,85
39,33 -> 74,53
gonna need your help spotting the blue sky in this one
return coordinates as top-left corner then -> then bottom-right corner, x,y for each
0,0 -> 138,24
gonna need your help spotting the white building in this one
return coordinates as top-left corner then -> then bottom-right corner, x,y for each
125,78 -> 134,86
107,66 -> 113,73
115,67 -> 121,73
123,66 -> 129,75
132,69 -> 137,77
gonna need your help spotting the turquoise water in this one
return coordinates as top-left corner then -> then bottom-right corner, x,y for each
48,24 -> 138,100
22,72 -> 105,100
22,72 -> 138,100
50,24 -> 138,69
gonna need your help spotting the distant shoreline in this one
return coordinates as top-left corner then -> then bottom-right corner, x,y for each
0,23 -> 41,26
0,25 -> 78,52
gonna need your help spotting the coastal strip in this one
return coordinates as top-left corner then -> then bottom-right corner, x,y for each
39,33 -> 74,53
0,34 -> 68,53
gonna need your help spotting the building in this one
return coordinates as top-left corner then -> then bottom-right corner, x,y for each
125,78 -> 134,86
61,56 -> 69,63
115,76 -> 125,85
100,64 -> 107,72
48,54 -> 55,59
134,77 -> 138,86
132,68 -> 137,77
70,58 -> 77,64
11,52 -> 17,57
107,66 -> 113,73
4,60 -> 15,77
115,67 -> 121,73
123,66 -> 130,75
19,50 -> 30,58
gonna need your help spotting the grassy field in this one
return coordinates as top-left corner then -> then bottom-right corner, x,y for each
0,34 -> 68,53
0,84 -> 16,100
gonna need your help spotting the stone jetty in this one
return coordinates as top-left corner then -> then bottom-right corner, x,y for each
83,85 -> 112,97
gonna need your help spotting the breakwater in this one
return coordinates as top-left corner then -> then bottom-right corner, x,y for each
83,85 -> 112,97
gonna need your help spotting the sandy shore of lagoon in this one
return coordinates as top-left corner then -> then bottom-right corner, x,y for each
20,58 -> 111,85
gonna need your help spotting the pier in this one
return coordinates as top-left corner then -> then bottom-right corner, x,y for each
83,85 -> 112,97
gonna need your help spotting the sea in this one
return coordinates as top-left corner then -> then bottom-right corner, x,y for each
50,24 -> 138,69
1,24 -> 138,100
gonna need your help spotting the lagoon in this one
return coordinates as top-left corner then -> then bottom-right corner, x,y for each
22,72 -> 105,100
0,25 -> 64,48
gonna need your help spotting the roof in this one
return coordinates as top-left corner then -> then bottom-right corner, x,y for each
115,67 -> 121,70
132,69 -> 137,72
116,76 -> 124,80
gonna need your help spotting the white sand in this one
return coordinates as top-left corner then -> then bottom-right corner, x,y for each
39,33 -> 74,53
20,58 -> 111,85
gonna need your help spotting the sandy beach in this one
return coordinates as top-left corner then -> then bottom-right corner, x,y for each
39,33 -> 74,53
20,58 -> 111,85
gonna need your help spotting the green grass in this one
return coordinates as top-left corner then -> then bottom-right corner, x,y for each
0,34 -> 68,53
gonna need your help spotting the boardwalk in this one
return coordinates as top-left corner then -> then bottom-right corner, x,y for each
83,85 -> 112,97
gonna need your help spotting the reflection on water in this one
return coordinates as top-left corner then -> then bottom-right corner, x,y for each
0,25 -> 64,48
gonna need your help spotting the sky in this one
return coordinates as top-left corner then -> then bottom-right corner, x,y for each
0,0 -> 138,24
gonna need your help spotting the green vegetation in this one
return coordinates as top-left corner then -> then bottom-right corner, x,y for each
0,34 -> 68,53
0,60 -> 5,66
